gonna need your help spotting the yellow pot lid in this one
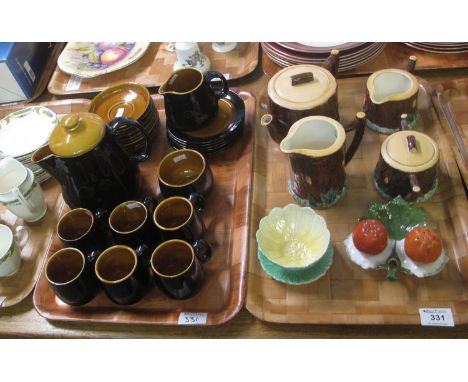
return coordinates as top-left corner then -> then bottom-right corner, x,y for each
268,64 -> 336,111
381,130 -> 439,172
48,112 -> 106,158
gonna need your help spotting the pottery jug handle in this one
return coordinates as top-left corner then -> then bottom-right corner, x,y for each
107,117 -> 152,162
193,238 -> 212,263
322,50 -> 340,76
406,56 -> 417,73
344,112 -> 366,166
204,71 -> 229,99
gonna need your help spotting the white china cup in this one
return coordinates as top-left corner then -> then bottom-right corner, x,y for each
0,224 -> 28,277
0,157 -> 47,222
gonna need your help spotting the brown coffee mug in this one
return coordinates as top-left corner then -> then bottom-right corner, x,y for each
94,244 -> 150,305
150,239 -> 209,300
108,196 -> 160,250
45,247 -> 100,306
152,196 -> 212,262
157,149 -> 213,213
57,208 -> 109,255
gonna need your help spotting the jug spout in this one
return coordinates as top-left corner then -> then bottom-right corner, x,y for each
322,50 -> 340,76
280,116 -> 345,157
406,56 -> 417,73
31,145 -> 58,177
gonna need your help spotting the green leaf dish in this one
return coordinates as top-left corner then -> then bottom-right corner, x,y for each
362,195 -> 433,241
257,243 -> 334,285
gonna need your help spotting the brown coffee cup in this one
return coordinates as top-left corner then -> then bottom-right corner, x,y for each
152,196 -> 212,262
150,239 -> 209,300
57,208 -> 108,254
157,149 -> 213,213
45,247 -> 100,306
94,244 -> 150,305
108,196 -> 160,250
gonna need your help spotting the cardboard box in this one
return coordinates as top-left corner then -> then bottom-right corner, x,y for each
0,42 -> 55,104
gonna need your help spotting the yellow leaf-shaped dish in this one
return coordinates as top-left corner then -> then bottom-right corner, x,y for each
256,204 -> 330,269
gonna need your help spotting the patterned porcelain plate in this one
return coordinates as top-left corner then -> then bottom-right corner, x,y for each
257,243 -> 334,285
58,42 -> 150,78
0,106 -> 58,158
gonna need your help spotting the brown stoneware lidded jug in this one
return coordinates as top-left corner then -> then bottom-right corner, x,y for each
373,115 -> 439,203
32,113 -> 151,211
261,50 -> 341,143
280,112 -> 366,209
364,56 -> 419,134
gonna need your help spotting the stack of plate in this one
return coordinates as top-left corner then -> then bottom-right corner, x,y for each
0,106 -> 58,183
89,83 -> 159,156
166,91 -> 245,154
405,42 -> 468,54
262,42 -> 387,72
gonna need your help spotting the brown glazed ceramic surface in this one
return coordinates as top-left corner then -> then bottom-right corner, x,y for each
159,68 -> 229,132
33,90 -> 254,325
150,240 -> 205,300
364,57 -> 419,133
266,92 -> 339,143
32,115 -> 151,211
157,149 -> 213,212
108,197 -> 160,250
247,76 -> 468,325
94,245 -> 150,305
263,53 -> 341,144
57,208 -> 108,254
45,247 -> 99,306
281,113 -> 366,208
373,155 -> 437,202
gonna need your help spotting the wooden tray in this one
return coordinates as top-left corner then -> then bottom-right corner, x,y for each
263,42 -> 468,78
33,90 -> 255,326
48,43 -> 259,96
433,79 -> 468,187
1,43 -> 65,106
0,99 -> 90,308
246,77 -> 468,325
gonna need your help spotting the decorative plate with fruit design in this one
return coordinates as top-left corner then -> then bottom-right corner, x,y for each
344,196 -> 449,280
57,42 -> 150,78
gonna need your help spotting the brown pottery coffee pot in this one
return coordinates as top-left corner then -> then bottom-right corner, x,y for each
32,113 -> 151,211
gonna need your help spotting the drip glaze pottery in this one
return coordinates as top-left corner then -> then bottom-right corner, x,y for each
261,50 -> 340,143
159,68 -> 229,132
57,208 -> 109,254
373,116 -> 439,203
45,247 -> 100,306
152,196 -> 212,261
166,90 -> 245,154
89,83 -> 160,155
150,239 -> 209,300
280,112 -> 366,209
94,244 -> 150,305
108,196 -> 160,249
157,149 -> 213,213
364,56 -> 419,134
31,112 -> 151,211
